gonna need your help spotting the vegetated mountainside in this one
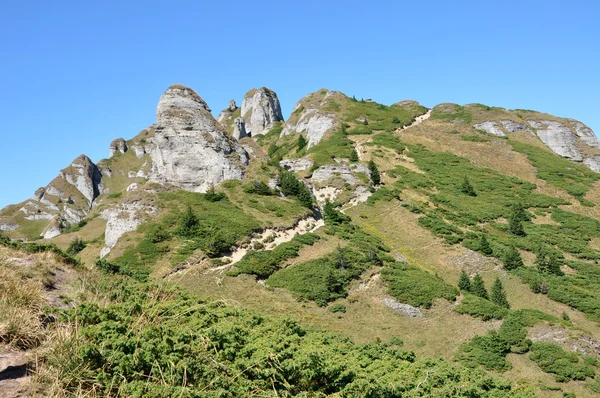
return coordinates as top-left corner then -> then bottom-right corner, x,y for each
3,84 -> 600,396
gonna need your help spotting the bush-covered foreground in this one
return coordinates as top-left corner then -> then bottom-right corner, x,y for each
38,275 -> 536,397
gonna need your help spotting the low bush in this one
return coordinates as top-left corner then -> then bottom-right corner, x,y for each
454,294 -> 508,320
529,342 -> 594,382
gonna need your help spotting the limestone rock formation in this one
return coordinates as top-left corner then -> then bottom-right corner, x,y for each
100,203 -> 156,258
59,155 -> 103,206
109,138 -> 127,157
280,158 -> 314,172
281,89 -> 343,148
241,88 -> 284,136
232,117 -> 247,140
500,120 -> 532,133
146,84 -> 249,192
474,121 -> 505,136
227,99 -> 237,112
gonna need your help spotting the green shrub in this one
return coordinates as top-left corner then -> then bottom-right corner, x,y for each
381,262 -> 457,308
66,237 -> 86,255
454,294 -> 508,320
529,342 -> 594,382
329,303 -> 347,313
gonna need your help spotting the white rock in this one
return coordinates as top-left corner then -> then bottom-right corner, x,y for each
0,223 -> 18,231
232,117 -> 247,140
381,297 -> 422,317
280,158 -> 314,172
146,84 -> 249,193
281,109 -> 337,148
100,203 -> 155,257
240,88 -> 284,136
60,155 -> 103,206
500,120 -> 532,133
126,183 -> 138,192
572,121 -> 600,149
473,121 -> 505,136
131,145 -> 146,158
528,120 -> 583,161
109,138 -> 127,157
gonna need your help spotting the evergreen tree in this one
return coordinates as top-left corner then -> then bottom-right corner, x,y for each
368,160 -> 381,185
508,203 -> 527,236
177,205 -> 199,238
349,148 -> 359,162
471,274 -> 488,299
297,135 -> 307,152
460,177 -> 476,196
490,278 -> 510,308
458,271 -> 471,291
280,169 -> 301,196
323,200 -> 349,225
479,234 -> 493,256
503,246 -> 524,270
296,182 -> 314,209
535,246 -> 564,276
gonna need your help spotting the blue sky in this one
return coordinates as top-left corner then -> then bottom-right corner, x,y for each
1,0 -> 598,208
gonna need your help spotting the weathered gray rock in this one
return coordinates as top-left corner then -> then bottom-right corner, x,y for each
109,138 -> 127,157
241,88 -> 284,136
0,221 -> 18,231
59,155 -> 103,206
584,156 -> 600,172
473,121 -> 505,136
282,109 -> 338,148
227,99 -> 237,112
381,297 -> 422,317
280,158 -> 314,172
42,217 -> 63,239
500,120 -> 532,133
100,203 -> 156,258
146,84 -> 249,192
311,163 -> 371,185
528,120 -> 583,161
572,121 -> 600,149
131,145 -> 146,158
232,117 -> 247,140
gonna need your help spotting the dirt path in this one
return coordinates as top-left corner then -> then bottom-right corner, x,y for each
399,109 -> 432,131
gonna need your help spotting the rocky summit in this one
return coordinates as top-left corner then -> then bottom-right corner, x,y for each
3,83 -> 600,398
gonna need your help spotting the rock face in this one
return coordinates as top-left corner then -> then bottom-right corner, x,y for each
381,297 -> 423,317
280,158 -> 314,172
232,117 -> 247,140
146,84 -> 249,192
227,99 -> 237,112
281,89 -> 342,148
473,121 -> 505,137
100,203 -> 155,258
109,138 -> 127,157
240,88 -> 284,136
528,120 -> 583,161
59,155 -> 103,206
500,120 -> 532,133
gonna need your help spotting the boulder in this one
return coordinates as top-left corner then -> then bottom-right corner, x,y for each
279,158 -> 314,172
241,87 -> 284,136
146,84 -> 249,192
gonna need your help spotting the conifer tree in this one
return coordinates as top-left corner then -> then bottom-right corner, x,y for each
458,271 -> 471,291
460,177 -> 476,196
535,246 -> 564,276
490,278 -> 510,308
471,274 -> 488,299
503,246 -> 524,270
508,203 -> 527,236
297,135 -> 307,152
368,160 -> 381,185
349,148 -> 359,162
177,205 -> 199,238
479,234 -> 493,256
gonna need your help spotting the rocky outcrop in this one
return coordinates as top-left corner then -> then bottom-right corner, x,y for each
232,117 -> 247,140
59,155 -> 103,206
528,120 -> 583,161
280,158 -> 314,172
241,88 -> 284,136
473,121 -> 505,136
109,138 -> 127,157
42,217 -> 63,239
500,120 -> 532,133
311,163 -> 371,185
146,84 -> 248,192
381,297 -> 423,317
572,121 -> 600,149
281,89 -> 343,148
0,220 -> 18,231
100,203 -> 156,258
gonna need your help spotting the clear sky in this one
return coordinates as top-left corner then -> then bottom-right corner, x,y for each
1,0 -> 598,208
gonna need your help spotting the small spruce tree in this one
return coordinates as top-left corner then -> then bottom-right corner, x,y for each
479,234 -> 493,256
349,149 -> 359,162
471,274 -> 488,299
503,246 -> 524,270
296,182 -> 314,209
535,246 -> 564,276
490,278 -> 510,308
508,203 -> 527,236
177,205 -> 199,238
368,160 -> 381,185
458,271 -> 471,291
460,177 -> 476,196
297,135 -> 307,152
